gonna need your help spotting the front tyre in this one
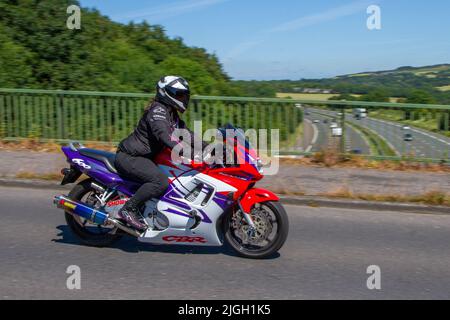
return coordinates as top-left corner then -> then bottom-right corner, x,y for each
65,179 -> 122,247
223,201 -> 289,259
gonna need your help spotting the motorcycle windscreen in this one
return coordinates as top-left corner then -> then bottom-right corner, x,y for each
219,124 -> 259,167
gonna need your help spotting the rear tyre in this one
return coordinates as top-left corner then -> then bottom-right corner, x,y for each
65,179 -> 122,247
223,201 -> 289,259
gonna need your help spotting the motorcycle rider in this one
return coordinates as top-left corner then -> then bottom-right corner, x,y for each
115,76 -> 203,232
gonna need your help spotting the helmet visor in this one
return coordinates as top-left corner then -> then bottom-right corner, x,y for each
166,86 -> 190,108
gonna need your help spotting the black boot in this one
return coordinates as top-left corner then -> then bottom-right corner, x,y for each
118,200 -> 147,232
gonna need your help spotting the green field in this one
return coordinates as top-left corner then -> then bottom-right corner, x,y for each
437,85 -> 450,92
276,93 -> 362,101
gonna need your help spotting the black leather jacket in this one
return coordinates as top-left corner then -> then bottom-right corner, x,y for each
118,100 -> 199,158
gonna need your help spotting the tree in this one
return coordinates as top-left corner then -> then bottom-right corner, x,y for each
0,30 -> 34,87
405,90 -> 437,105
0,0 -> 236,95
360,89 -> 390,103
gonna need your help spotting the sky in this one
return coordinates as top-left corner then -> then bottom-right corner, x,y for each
79,0 -> 450,80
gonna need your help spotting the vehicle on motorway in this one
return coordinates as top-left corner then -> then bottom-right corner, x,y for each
323,119 -> 328,124
350,148 -> 362,154
331,127 -> 343,137
330,122 -> 338,129
313,119 -> 320,123
353,108 -> 367,119
403,133 -> 414,141
402,125 -> 411,130
54,125 -> 289,259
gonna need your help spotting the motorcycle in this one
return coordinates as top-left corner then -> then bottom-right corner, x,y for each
53,125 -> 289,259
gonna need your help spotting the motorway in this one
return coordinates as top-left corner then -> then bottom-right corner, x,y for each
305,108 -> 450,159
304,112 -> 370,154
1,186 -> 450,299
355,117 -> 450,159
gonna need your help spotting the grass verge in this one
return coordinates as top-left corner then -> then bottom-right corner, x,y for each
347,121 -> 397,156
322,186 -> 450,207
15,172 -> 62,181
279,151 -> 450,172
281,123 -> 304,150
0,139 -> 117,153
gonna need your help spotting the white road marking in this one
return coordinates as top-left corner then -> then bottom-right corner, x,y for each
304,118 -> 318,153
370,118 -> 450,146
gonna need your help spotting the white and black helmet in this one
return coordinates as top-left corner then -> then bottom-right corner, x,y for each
156,76 -> 191,113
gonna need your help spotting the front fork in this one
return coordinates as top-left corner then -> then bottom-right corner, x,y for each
237,200 -> 257,236
236,188 -> 280,236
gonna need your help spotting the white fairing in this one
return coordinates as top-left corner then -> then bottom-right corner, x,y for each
138,163 -> 237,246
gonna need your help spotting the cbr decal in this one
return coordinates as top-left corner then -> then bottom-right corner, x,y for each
162,236 -> 207,243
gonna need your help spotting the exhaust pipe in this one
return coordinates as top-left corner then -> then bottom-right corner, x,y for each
54,195 -> 141,237
54,195 -> 108,224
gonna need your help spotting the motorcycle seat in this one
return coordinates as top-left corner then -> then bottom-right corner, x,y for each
79,148 -> 117,174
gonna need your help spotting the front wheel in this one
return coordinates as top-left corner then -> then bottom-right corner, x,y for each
223,201 -> 289,259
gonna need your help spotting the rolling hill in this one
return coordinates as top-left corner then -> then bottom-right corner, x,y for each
234,64 -> 450,104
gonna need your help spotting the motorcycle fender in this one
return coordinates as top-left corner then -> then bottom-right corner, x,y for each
240,188 -> 279,213
61,166 -> 82,185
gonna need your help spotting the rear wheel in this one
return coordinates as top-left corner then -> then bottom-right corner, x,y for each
223,201 -> 289,259
65,179 -> 122,247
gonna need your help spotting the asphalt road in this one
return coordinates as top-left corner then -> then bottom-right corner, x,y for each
310,107 -> 450,159
304,114 -> 330,152
356,117 -> 450,159
306,111 -> 370,154
1,186 -> 450,300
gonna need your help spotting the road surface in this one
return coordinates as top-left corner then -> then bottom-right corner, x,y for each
309,107 -> 450,159
356,117 -> 450,159
306,111 -> 370,154
1,186 -> 450,299
304,114 -> 329,152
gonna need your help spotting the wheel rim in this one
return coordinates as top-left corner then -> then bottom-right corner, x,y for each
229,203 -> 279,253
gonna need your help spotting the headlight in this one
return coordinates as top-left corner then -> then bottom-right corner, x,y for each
256,158 -> 263,174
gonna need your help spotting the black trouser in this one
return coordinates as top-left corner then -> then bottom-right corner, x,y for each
115,151 -> 169,207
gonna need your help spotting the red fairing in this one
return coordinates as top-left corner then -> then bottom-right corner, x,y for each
240,188 -> 280,213
154,148 -> 182,170
154,148 -> 210,172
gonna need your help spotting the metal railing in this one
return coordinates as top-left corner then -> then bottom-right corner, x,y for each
0,88 -> 449,162
0,88 -> 303,149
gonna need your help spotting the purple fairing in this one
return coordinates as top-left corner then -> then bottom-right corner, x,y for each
161,186 -> 192,210
161,184 -> 234,223
213,194 -> 231,209
161,184 -> 215,223
165,183 -> 231,211
164,207 -> 212,224
62,146 -> 140,196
